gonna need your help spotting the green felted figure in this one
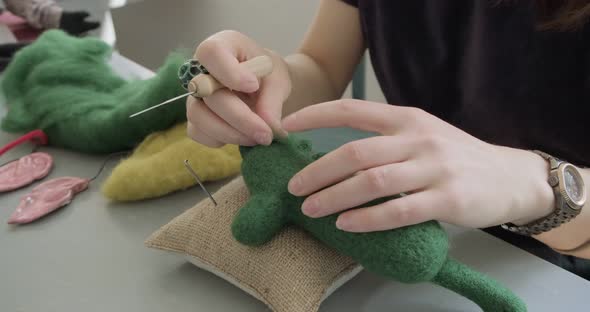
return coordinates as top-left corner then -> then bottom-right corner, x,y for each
1,30 -> 187,153
233,135 -> 527,312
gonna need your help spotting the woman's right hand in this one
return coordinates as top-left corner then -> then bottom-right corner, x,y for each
187,30 -> 291,147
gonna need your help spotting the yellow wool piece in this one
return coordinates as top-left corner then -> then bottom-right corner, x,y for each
101,122 -> 241,201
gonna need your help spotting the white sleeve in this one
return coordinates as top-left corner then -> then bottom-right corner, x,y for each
4,0 -> 62,29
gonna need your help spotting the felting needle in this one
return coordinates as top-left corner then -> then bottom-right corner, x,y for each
129,91 -> 195,118
184,159 -> 217,206
128,55 -> 274,118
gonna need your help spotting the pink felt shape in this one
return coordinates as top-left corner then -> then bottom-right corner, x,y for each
0,152 -> 53,192
8,177 -> 89,224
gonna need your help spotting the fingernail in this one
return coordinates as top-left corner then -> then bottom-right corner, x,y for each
242,74 -> 259,92
274,127 -> 289,139
288,175 -> 302,195
270,120 -> 289,138
254,131 -> 271,145
302,198 -> 320,217
336,216 -> 351,231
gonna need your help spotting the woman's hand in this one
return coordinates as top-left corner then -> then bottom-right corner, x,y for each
282,100 -> 556,232
187,30 -> 291,147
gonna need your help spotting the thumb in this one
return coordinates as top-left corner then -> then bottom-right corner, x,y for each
255,90 -> 284,138
255,51 -> 291,138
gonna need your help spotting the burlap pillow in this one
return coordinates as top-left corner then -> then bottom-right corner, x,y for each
145,177 -> 362,312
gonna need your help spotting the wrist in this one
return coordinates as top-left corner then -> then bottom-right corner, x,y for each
510,150 -> 556,226
535,168 -> 590,251
501,149 -> 588,247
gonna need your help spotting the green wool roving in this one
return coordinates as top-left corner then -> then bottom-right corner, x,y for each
233,135 -> 527,312
1,30 -> 187,153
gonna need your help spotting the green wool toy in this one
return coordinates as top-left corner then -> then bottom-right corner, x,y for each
233,135 -> 527,312
1,30 -> 187,153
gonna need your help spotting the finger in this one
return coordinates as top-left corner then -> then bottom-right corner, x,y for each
335,191 -> 441,232
195,38 -> 259,93
255,78 -> 288,137
186,97 -> 256,146
187,122 -> 224,148
282,99 -> 415,134
301,161 -> 433,218
204,89 -> 273,145
254,52 -> 290,138
288,136 -> 413,196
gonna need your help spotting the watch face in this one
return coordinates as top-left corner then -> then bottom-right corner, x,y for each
564,165 -> 584,203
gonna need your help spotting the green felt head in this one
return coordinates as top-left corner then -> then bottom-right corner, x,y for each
239,137 -> 314,193
235,135 -> 526,311
1,30 -> 187,154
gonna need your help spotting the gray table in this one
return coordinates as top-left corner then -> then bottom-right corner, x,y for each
1,54 -> 589,312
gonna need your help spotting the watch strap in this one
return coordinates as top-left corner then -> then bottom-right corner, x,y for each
533,150 -> 561,170
500,150 -> 576,236
501,195 -> 573,236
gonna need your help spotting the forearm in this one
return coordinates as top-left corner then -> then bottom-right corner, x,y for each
534,168 -> 590,258
553,238 -> 590,258
281,0 -> 364,116
281,53 -> 340,116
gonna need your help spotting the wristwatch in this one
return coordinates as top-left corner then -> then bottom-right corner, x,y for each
501,150 -> 586,236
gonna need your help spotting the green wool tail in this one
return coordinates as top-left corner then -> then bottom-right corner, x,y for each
432,257 -> 527,312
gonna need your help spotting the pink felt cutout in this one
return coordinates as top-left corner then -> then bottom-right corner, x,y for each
0,152 -> 53,192
8,177 -> 89,224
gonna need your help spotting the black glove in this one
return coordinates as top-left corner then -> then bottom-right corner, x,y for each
59,11 -> 100,36
0,42 -> 30,57
0,42 -> 31,72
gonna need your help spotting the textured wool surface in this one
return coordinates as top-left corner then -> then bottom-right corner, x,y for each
101,122 -> 241,201
432,258 -> 527,312
0,30 -> 187,153
234,135 -> 527,312
146,177 -> 361,312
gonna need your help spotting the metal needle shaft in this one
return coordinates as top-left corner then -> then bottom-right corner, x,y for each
129,91 -> 195,118
184,159 -> 217,206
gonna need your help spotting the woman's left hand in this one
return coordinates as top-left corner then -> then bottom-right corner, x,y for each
282,100 -> 556,232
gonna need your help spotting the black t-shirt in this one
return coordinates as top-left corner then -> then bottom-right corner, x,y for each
340,0 -> 590,280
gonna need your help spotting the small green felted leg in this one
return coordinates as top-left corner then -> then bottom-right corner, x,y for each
231,195 -> 288,246
432,258 -> 527,312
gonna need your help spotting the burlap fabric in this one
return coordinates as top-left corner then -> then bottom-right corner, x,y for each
146,177 -> 362,312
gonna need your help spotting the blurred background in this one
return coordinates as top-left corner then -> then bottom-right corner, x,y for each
65,0 -> 387,103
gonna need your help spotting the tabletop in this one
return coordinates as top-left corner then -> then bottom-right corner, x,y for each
1,53 -> 589,312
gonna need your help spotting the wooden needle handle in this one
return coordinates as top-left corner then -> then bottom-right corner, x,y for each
187,55 -> 274,97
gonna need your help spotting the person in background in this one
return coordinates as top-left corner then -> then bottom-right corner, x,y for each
187,0 -> 590,280
0,0 -> 100,70
3,0 -> 100,35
